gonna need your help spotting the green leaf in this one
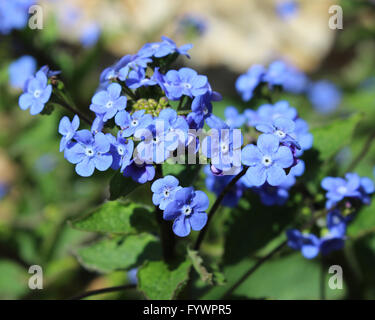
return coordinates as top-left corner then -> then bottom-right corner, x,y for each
0,260 -> 28,299
76,233 -> 161,273
202,253 -> 346,300
70,201 -> 156,235
109,172 -> 140,200
348,200 -> 375,237
187,247 -> 213,285
162,163 -> 201,187
311,113 -> 362,162
138,259 -> 192,300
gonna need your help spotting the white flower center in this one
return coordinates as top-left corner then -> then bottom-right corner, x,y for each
85,147 -> 95,157
220,142 -> 229,153
106,101 -> 114,109
275,130 -> 286,138
163,188 -> 170,198
34,90 -> 41,98
153,136 -> 160,144
182,205 -> 192,216
203,108 -> 209,115
338,186 -> 347,195
117,145 -> 124,155
131,119 -> 139,127
152,44 -> 160,49
183,82 -> 192,89
262,155 -> 273,167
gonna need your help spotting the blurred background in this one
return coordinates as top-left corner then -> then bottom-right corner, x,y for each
1,0 -> 375,299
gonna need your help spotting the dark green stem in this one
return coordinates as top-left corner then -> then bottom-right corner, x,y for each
194,167 -> 248,251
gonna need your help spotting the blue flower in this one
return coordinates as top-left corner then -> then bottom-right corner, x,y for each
163,187 -> 209,237
118,55 -> 152,82
235,65 -> 266,101
125,68 -> 157,90
321,173 -> 363,208
107,133 -> 134,172
250,101 -> 297,126
91,114 -> 105,134
64,130 -> 112,177
0,0 -> 34,34
123,161 -> 155,184
80,23 -> 101,48
134,118 -> 175,164
256,117 -> 300,149
202,126 -> 243,173
115,110 -> 153,138
276,1 -> 299,20
178,14 -> 208,36
158,68 -> 209,100
90,83 -> 127,121
8,56 -> 36,89
151,175 -> 182,210
138,36 -> 192,59
18,70 -> 52,115
359,177 -> 375,205
241,134 -> 294,186
58,115 -> 80,152
294,118 -> 313,156
287,210 -> 347,259
224,106 -> 246,128
286,230 -> 321,259
307,80 -> 341,114
187,88 -> 222,129
0,183 -> 8,200
158,108 -> 189,148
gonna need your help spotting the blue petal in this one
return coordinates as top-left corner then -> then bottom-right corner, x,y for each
241,144 -> 262,166
172,215 -> 191,237
246,165 -> 267,186
76,158 -> 95,177
273,146 -> 293,168
266,164 -> 287,186
257,134 -> 279,155
94,154 -> 112,171
191,190 -> 209,211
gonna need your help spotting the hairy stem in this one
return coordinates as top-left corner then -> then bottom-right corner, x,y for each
194,166 -> 248,251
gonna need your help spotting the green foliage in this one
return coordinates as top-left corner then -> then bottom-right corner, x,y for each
70,201 -> 156,235
109,173 -> 141,200
311,113 -> 362,162
0,260 -> 28,299
187,247 -> 213,285
138,259 -> 192,300
76,234 -> 161,273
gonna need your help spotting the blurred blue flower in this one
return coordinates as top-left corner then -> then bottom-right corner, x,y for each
224,106 -> 246,128
34,154 -> 58,174
235,65 -> 266,102
178,14 -> 208,36
163,187 -> 209,237
0,0 -> 35,34
138,36 -> 192,59
307,80 -> 342,114
8,56 -> 37,90
276,1 -> 299,20
80,23 -> 101,48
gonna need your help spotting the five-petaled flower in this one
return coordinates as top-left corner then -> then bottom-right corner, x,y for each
151,175 -> 182,210
18,70 -> 52,115
90,83 -> 127,122
64,130 -> 112,177
241,134 -> 294,186
163,187 -> 209,237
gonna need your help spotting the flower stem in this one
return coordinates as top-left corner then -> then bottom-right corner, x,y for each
193,166 -> 248,251
68,284 -> 135,300
346,130 -> 375,172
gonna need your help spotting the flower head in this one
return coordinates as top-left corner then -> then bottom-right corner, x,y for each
235,64 -> 265,102
308,80 -> 341,114
108,133 -> 134,172
8,55 -> 36,89
90,83 -> 127,121
151,175 -> 182,210
18,70 -> 52,115
64,130 -> 112,177
163,187 -> 209,237
241,134 -> 294,186
115,110 -> 153,138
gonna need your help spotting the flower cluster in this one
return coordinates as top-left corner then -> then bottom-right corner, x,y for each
235,60 -> 342,114
287,210 -> 348,259
53,36 -> 223,181
322,173 -> 374,209
152,176 -> 209,237
287,173 -> 374,259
